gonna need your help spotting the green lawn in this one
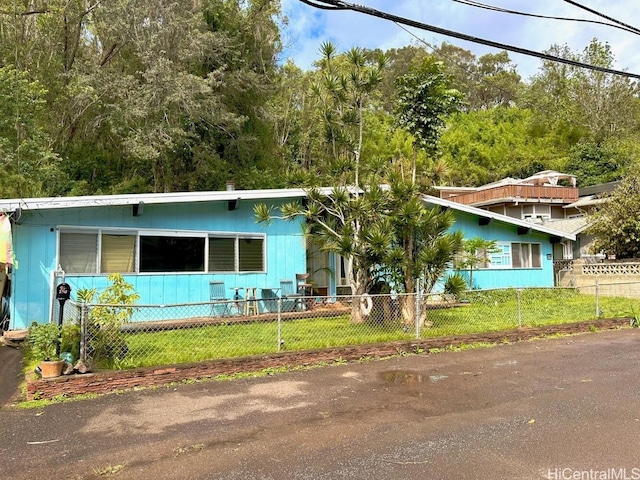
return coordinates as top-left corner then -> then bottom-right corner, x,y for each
92,289 -> 639,370
425,289 -> 639,337
118,315 -> 413,369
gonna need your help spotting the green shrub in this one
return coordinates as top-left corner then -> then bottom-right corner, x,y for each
60,323 -> 81,361
28,322 -> 62,361
444,273 -> 467,300
78,274 -> 140,367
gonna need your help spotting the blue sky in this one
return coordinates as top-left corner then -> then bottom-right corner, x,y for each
279,0 -> 640,80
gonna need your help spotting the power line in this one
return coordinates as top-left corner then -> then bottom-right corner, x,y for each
300,0 -> 640,80
452,0 -> 640,36
561,0 -> 640,35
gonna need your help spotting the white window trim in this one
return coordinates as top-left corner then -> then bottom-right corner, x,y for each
488,241 -> 542,269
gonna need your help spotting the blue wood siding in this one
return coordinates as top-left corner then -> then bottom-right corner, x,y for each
9,198 -> 305,328
448,211 -> 555,290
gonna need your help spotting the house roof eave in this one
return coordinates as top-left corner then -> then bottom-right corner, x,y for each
422,194 -> 576,241
0,188 -> 329,212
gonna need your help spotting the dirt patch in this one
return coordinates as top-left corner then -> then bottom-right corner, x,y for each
25,317 -> 631,401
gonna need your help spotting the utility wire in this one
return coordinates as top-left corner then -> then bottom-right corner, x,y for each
299,0 -> 346,10
300,0 -> 640,79
561,0 -> 640,35
453,0 -> 640,36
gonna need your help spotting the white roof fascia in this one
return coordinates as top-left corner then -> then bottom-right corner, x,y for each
433,186 -> 478,192
564,195 -> 607,209
475,177 -> 518,191
422,194 -> 576,241
0,188 -> 328,212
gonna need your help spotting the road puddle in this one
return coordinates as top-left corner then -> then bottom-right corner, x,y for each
380,371 -> 449,384
380,370 -> 424,384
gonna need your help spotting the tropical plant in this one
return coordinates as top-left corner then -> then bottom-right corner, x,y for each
258,43 -> 389,324
444,273 -> 467,301
28,322 -> 62,362
587,164 -> 640,259
78,274 -> 140,366
379,178 -> 464,326
456,237 -> 500,289
395,56 -> 464,183
60,323 -> 82,362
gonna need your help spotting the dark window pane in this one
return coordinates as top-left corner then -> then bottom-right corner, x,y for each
140,236 -> 204,272
209,238 -> 235,272
239,238 -> 264,272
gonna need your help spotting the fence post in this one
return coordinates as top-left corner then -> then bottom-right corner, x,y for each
516,288 -> 522,328
80,302 -> 88,362
595,278 -> 600,318
415,279 -> 421,340
277,297 -> 283,352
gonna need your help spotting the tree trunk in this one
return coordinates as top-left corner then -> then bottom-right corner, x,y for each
400,273 -> 417,327
400,294 -> 415,329
349,269 -> 368,324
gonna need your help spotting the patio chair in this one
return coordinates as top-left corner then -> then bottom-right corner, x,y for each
279,279 -> 301,312
209,281 -> 230,316
260,288 -> 280,314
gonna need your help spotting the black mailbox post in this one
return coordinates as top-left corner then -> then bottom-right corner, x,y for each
55,283 -> 71,357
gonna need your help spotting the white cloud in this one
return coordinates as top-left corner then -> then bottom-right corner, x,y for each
280,0 -> 640,80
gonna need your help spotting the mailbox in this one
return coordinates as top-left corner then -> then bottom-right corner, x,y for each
56,283 -> 71,301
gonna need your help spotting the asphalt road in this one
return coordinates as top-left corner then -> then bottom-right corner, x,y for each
2,329 -> 640,480
0,345 -> 23,405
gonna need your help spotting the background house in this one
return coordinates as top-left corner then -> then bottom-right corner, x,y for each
436,172 -> 619,271
435,170 -> 580,221
0,188 -> 316,330
542,181 -> 619,261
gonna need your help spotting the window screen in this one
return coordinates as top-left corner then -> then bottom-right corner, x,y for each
101,234 -> 136,273
512,243 -> 541,268
239,237 -> 264,272
209,237 -> 235,272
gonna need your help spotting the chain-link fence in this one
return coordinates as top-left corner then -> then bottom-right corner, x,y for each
62,282 -> 640,371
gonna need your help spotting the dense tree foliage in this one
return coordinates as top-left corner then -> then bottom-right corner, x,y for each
587,165 -> 640,259
0,0 -> 283,195
0,1 -> 638,197
440,106 -> 565,186
0,66 -> 61,197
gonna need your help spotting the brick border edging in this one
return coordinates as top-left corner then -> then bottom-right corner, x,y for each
25,318 -> 631,401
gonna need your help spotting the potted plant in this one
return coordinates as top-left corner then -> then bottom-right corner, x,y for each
28,321 -> 64,378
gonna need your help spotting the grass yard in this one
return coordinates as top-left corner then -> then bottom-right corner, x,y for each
117,315 -> 413,369
425,289 -> 640,337
90,288 -> 640,370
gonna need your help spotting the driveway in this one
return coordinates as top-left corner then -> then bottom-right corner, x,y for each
1,329 -> 640,480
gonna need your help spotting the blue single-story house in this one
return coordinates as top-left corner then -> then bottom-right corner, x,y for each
423,195 -> 575,290
0,188 -> 318,330
0,188 -> 574,330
